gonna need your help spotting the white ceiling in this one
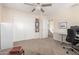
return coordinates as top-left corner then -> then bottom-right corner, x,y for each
1,3 -> 76,17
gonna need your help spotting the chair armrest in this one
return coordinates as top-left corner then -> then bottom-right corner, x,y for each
76,36 -> 79,38
75,37 -> 79,40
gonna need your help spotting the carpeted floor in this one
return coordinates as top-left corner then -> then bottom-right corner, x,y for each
13,38 -> 67,55
0,38 -> 76,55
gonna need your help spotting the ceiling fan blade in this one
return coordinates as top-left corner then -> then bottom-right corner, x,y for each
32,8 -> 35,12
41,4 -> 52,7
41,8 -> 45,13
24,3 -> 35,6
71,3 -> 79,7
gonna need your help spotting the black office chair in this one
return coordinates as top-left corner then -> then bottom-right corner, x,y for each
66,29 -> 79,45
64,29 -> 79,54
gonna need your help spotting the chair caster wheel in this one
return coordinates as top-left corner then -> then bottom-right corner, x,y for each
66,51 -> 69,54
71,49 -> 73,51
63,47 -> 65,49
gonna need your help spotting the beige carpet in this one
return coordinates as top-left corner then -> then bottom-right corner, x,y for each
0,38 -> 76,55
14,38 -> 67,55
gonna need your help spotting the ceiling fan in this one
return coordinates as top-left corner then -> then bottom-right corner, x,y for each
24,3 -> 52,13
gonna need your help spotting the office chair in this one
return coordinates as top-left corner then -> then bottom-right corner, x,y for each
64,29 -> 79,54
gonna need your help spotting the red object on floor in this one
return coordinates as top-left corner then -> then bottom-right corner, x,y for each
9,46 -> 24,55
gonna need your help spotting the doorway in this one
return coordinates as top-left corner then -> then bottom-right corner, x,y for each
48,20 -> 54,38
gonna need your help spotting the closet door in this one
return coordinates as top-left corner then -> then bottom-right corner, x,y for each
1,23 -> 13,49
0,25 -> 1,49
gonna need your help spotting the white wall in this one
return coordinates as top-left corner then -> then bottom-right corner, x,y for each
13,13 -> 41,42
0,5 -> 2,49
53,4 -> 79,32
42,16 -> 48,38
1,6 -> 48,42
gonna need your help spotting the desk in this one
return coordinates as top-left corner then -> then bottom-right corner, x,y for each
53,31 -> 67,43
60,33 -> 67,44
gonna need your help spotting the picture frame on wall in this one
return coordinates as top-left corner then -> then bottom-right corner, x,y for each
35,18 -> 39,32
59,22 -> 67,29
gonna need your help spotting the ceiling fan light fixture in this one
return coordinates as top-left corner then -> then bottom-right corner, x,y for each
32,8 -> 35,12
24,3 -> 52,13
36,6 -> 41,10
41,8 -> 45,13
